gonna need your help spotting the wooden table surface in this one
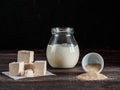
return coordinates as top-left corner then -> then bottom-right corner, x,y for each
0,49 -> 120,90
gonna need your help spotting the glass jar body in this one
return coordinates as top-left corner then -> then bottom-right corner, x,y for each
46,27 -> 80,68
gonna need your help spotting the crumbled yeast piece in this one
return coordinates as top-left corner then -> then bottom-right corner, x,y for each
24,69 -> 34,77
24,63 -> 35,73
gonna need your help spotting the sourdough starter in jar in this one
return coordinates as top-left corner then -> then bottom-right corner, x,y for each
47,44 -> 79,68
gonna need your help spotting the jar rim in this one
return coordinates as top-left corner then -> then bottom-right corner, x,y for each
51,27 -> 74,34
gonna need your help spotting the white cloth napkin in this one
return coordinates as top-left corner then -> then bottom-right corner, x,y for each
2,71 -> 55,80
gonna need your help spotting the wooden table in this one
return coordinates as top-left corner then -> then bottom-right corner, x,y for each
0,49 -> 120,90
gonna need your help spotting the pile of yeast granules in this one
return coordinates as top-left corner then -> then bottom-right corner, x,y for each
77,64 -> 108,80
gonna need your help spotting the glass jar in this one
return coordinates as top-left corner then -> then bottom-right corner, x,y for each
46,27 -> 80,68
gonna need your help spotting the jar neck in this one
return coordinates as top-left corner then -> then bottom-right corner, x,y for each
51,27 -> 74,35
49,27 -> 78,46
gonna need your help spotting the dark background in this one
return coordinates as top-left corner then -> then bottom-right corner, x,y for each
0,0 -> 119,50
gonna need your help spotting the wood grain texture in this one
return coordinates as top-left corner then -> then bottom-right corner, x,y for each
0,49 -> 120,90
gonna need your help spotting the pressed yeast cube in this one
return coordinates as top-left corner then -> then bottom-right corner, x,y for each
17,50 -> 34,63
9,62 -> 24,76
34,61 -> 46,76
